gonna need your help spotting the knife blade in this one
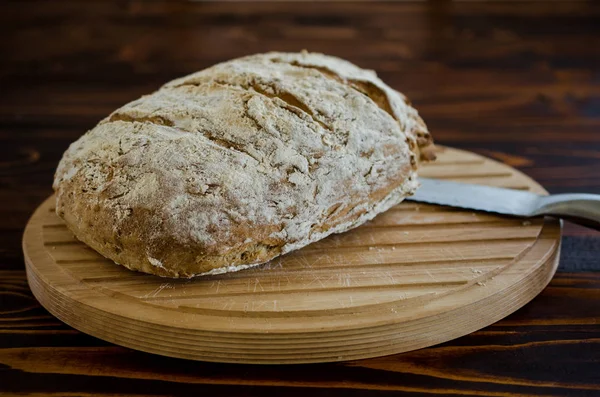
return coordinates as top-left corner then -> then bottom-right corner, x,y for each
406,178 -> 541,217
405,178 -> 600,231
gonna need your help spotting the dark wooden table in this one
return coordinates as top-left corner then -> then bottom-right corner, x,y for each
2,1 -> 599,396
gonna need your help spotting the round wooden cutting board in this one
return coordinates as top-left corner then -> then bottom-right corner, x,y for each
23,147 -> 561,364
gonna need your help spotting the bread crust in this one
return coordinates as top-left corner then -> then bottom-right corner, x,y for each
53,52 -> 433,277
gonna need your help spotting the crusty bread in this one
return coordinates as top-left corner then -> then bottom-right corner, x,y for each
53,51 -> 434,278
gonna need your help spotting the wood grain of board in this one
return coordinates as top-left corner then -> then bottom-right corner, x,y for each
22,147 -> 561,364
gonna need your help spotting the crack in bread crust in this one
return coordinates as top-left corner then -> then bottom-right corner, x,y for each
173,79 -> 336,135
107,107 -> 264,164
271,59 -> 399,122
269,56 -> 435,163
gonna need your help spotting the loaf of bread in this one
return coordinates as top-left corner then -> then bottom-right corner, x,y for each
53,51 -> 434,278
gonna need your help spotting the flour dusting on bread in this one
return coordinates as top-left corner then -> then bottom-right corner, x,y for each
53,51 -> 433,277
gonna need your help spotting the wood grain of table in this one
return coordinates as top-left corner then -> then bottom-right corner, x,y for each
1,1 -> 599,396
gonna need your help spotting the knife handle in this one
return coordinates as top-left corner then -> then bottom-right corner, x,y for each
532,194 -> 600,231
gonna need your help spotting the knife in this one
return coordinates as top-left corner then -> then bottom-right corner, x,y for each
407,178 -> 600,231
